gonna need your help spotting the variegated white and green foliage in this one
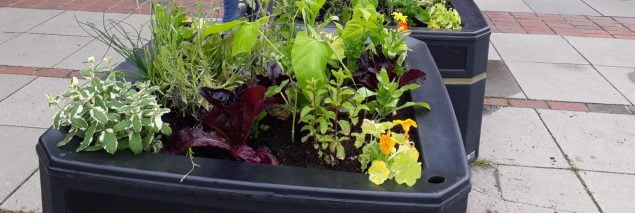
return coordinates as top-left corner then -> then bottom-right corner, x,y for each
47,59 -> 172,154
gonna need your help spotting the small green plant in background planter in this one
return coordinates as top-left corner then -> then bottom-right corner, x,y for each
37,0 -> 471,212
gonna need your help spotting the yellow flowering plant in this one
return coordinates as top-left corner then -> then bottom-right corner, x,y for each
356,119 -> 423,186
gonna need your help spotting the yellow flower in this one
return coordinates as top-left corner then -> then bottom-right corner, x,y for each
368,160 -> 390,185
380,130 -> 396,155
393,119 -> 417,136
392,12 -> 408,23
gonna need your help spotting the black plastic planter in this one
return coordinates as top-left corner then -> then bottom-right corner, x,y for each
408,0 -> 491,162
37,38 -> 470,213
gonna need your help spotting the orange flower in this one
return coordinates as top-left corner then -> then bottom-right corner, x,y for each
380,130 -> 396,155
393,119 -> 417,138
397,21 -> 409,32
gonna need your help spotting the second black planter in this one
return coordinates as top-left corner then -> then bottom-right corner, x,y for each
37,38 -> 470,213
408,0 -> 490,162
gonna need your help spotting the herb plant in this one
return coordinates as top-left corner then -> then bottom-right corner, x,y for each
48,58 -> 172,154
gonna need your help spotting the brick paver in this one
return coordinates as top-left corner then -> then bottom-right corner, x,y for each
509,99 -> 549,109
0,66 -> 76,78
485,12 -> 635,39
546,101 -> 589,112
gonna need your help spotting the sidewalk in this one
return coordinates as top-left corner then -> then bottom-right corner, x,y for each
1,0 -> 635,212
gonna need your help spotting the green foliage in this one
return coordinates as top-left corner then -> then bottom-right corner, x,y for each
387,0 -> 431,24
368,69 -> 430,117
357,119 -> 422,186
337,3 -> 384,66
298,70 -> 369,164
427,3 -> 462,29
48,61 -> 171,154
297,0 -> 327,26
291,31 -> 331,91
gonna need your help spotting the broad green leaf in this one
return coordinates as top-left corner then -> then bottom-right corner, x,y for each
142,134 -> 154,150
57,129 -> 77,147
232,22 -> 260,56
368,160 -> 389,185
390,148 -> 422,187
90,107 -> 108,124
132,114 -> 142,132
160,123 -> 172,135
397,101 -> 431,111
202,20 -> 244,35
77,123 -> 97,151
338,120 -> 351,135
300,106 -> 314,119
291,31 -> 331,91
113,120 -> 131,132
70,116 -> 88,129
101,129 -> 118,154
336,143 -> 346,160
52,111 -> 62,129
128,132 -> 142,154
153,114 -> 163,130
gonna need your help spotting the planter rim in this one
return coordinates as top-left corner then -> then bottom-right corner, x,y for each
37,38 -> 469,209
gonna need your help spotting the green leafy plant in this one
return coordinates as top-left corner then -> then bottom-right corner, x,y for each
356,119 -> 422,186
426,2 -> 461,29
298,70 -> 371,164
47,58 -> 172,154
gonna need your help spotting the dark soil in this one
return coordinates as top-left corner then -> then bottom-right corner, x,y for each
250,116 -> 362,173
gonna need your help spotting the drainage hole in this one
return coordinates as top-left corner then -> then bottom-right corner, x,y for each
427,176 -> 445,184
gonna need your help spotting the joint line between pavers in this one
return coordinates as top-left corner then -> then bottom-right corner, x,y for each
0,76 -> 37,103
579,0 -> 606,17
0,169 -> 38,207
0,124 -> 49,130
533,108 -> 605,213
499,60 -> 530,99
561,36 -> 635,106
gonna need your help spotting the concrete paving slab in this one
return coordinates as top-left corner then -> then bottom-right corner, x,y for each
485,61 -> 526,99
488,42 -> 501,61
595,66 -> 635,105
0,126 -> 44,203
524,0 -> 600,15
538,109 -> 635,174
29,11 -> 131,37
0,77 -> 73,128
582,0 -> 635,17
0,74 -> 35,101
491,34 -> 587,64
565,36 -> 635,67
580,171 -> 635,212
121,14 -> 152,41
0,32 -> 19,44
0,171 -> 40,212
474,0 -> 534,12
0,8 -> 63,32
54,39 -> 126,70
480,107 -> 568,168
468,166 -> 507,213
0,33 -> 92,68
498,165 -> 598,213
587,103 -> 632,115
506,61 -> 629,105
